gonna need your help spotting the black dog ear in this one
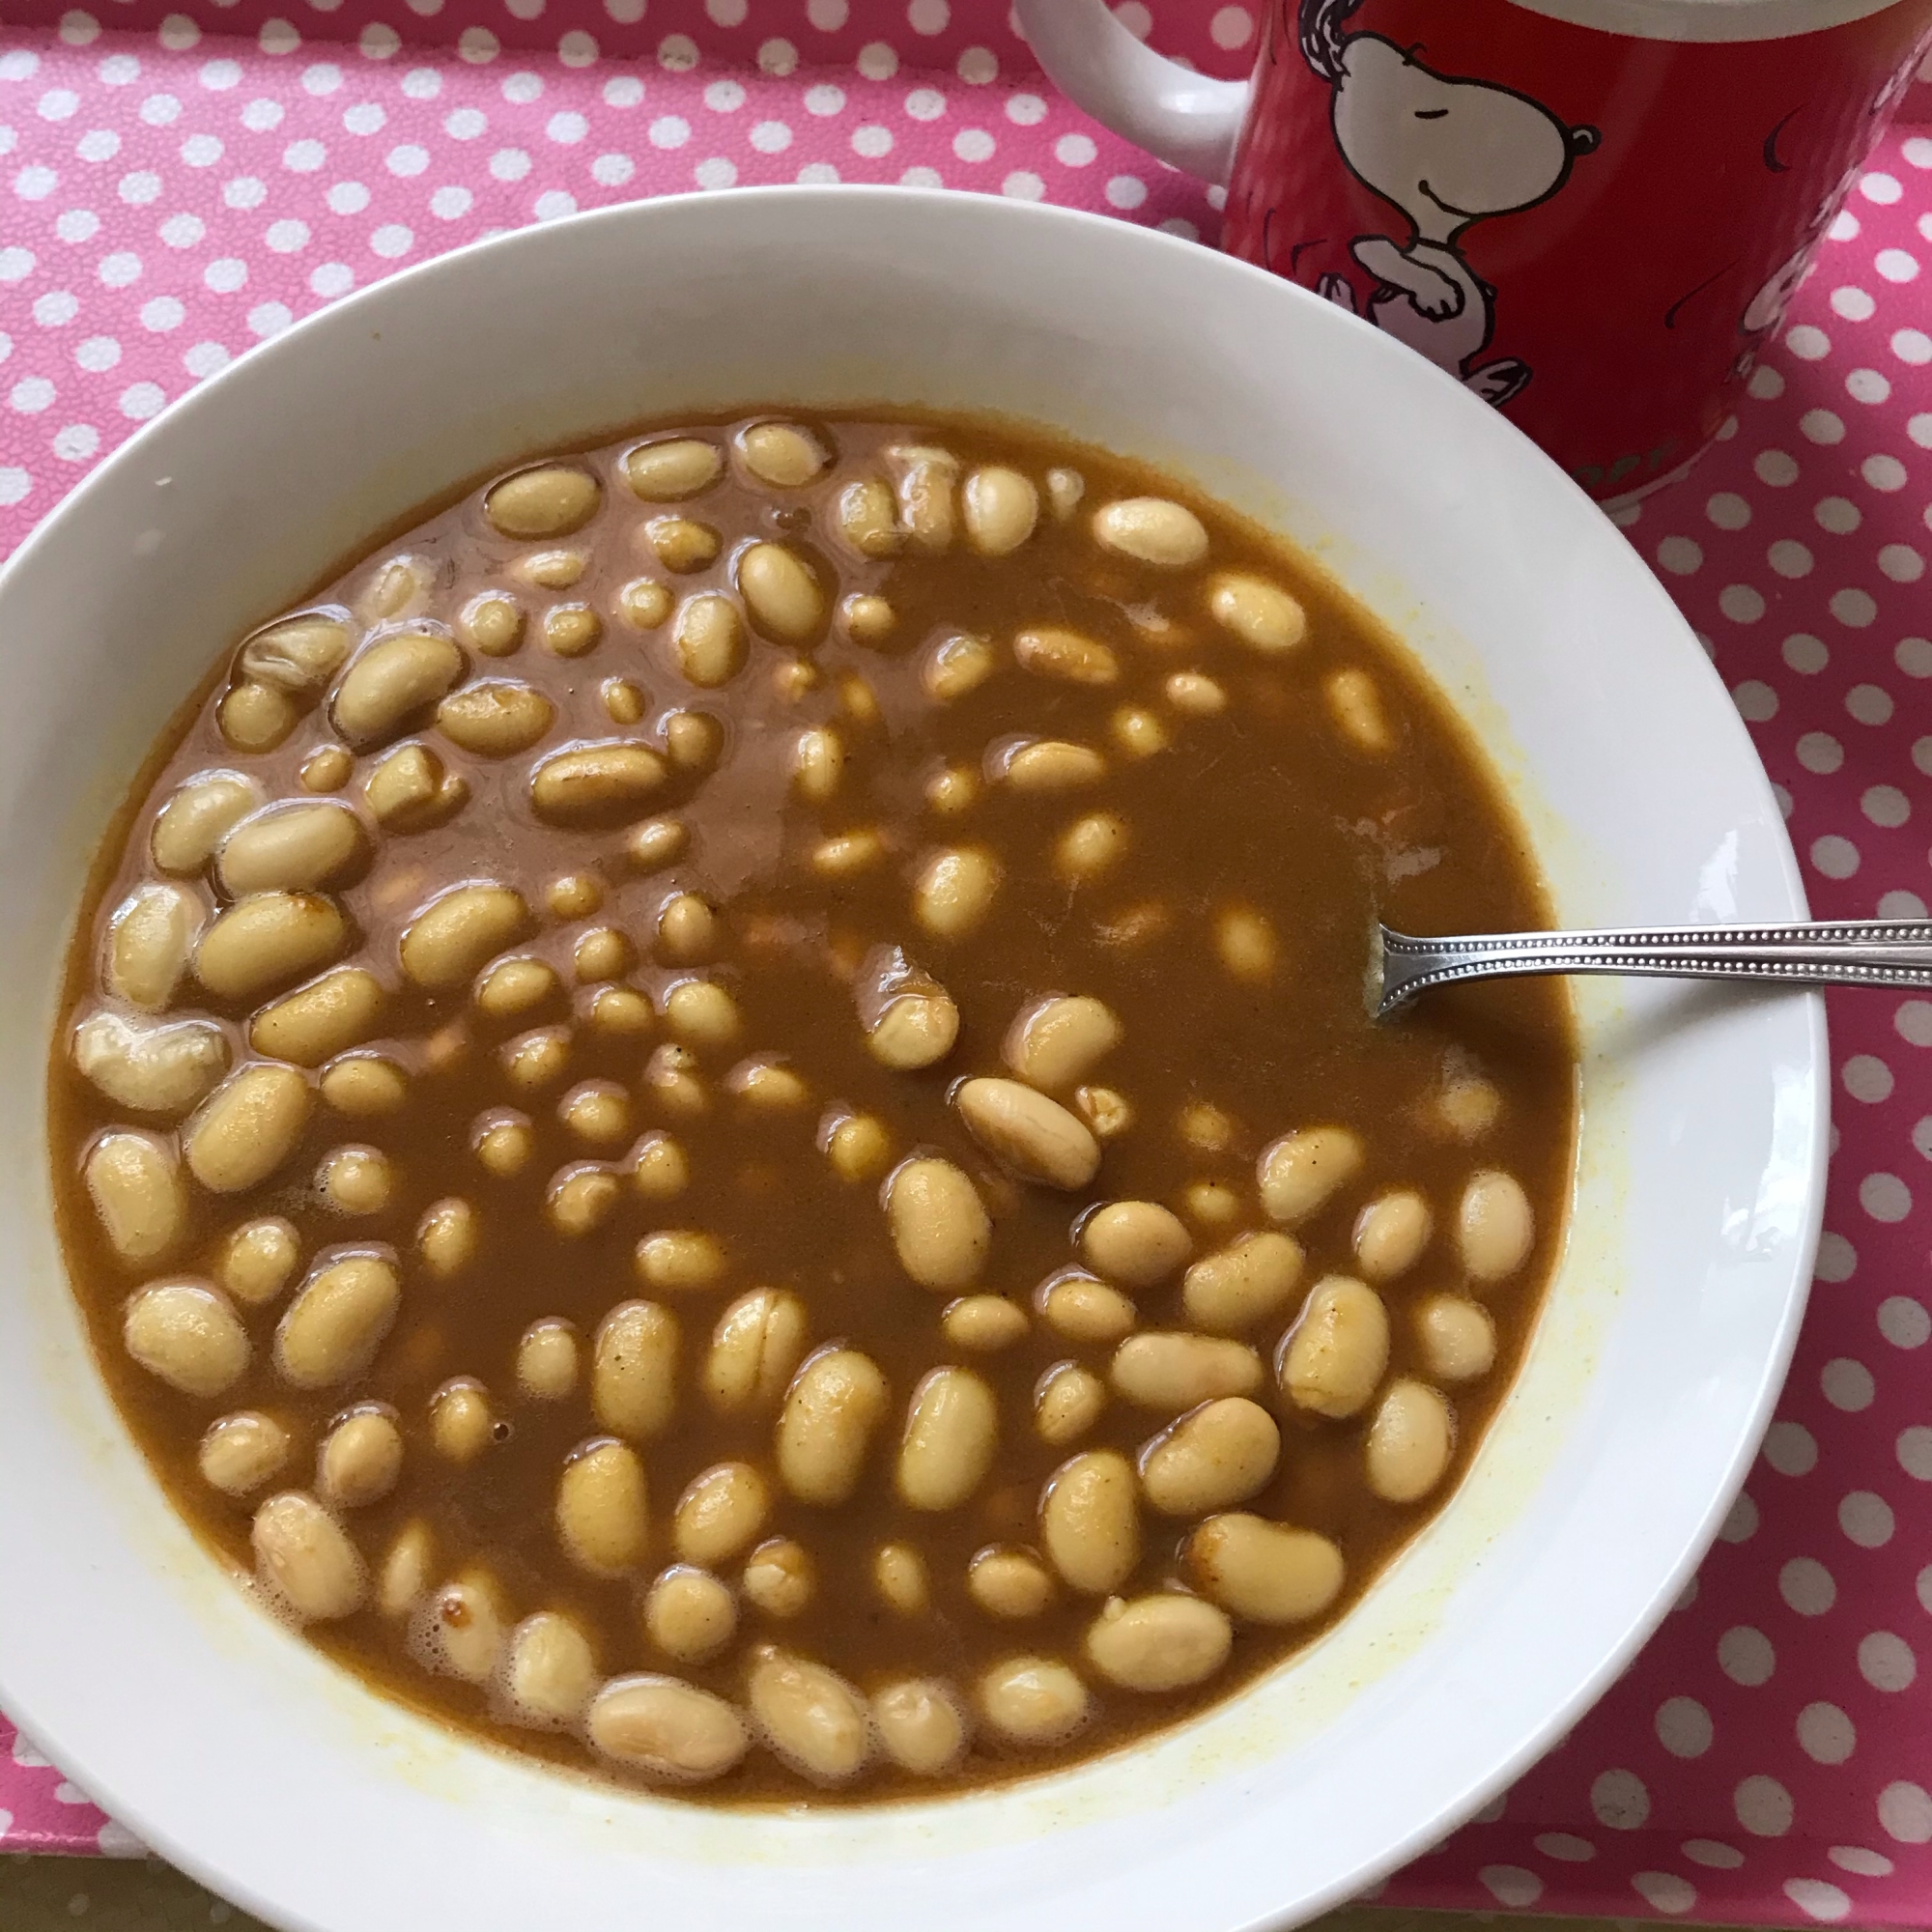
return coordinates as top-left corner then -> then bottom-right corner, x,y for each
1571,125 -> 1602,156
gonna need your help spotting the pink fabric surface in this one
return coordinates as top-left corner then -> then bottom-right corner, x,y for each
1,4 -> 1928,1924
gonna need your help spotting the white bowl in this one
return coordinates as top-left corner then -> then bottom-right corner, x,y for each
0,188 -> 1821,1932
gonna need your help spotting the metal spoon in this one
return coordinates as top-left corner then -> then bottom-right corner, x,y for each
1370,918 -> 1932,1019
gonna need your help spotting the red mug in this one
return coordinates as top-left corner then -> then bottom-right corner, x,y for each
1017,0 -> 1932,504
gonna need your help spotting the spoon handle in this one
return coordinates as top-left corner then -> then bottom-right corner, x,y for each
1374,918 -> 1932,1017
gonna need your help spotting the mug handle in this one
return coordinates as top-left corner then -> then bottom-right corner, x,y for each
1012,0 -> 1252,185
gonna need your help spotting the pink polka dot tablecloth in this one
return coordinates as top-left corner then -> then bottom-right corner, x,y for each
0,0 -> 1929,1922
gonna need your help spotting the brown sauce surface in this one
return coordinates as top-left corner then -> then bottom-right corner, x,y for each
50,409 -> 1576,1803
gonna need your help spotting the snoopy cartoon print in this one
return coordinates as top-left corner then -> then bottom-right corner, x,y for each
1301,0 -> 1600,407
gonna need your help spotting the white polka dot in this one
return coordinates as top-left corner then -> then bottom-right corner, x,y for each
1633,1872 -> 1698,1916
957,46 -> 997,83
384,142 -> 429,175
488,148 -> 529,180
1479,1866 -> 1543,1907
183,340 -> 229,376
1786,1880 -> 1853,1922
309,262 -> 353,298
1719,1490 -> 1757,1542
1682,1839 -> 1745,1870
1876,248 -> 1918,283
1816,495 -> 1861,533
1830,1846 -> 1893,1877
952,128 -> 993,161
695,157 -> 737,190
703,78 -> 746,113
342,101 -> 384,135
1859,1631 -> 1918,1691
904,87 -> 946,121
1861,1172 -> 1913,1226
117,169 -> 160,205
0,48 -> 39,77
1209,3 -> 1255,44
1892,327 -> 1932,365
1879,543 -> 1924,582
807,0 -> 847,22
1816,1230 -> 1858,1281
1772,781 -> 1793,818
1737,1774 -> 1795,1836
138,296 -> 183,331
795,161 -> 838,185
1001,170 -> 1044,200
1898,1425 -> 1932,1480
1900,999 -> 1932,1045
202,258 -> 245,293
1831,588 -> 1878,628
1879,1296 -> 1929,1349
116,379 -> 161,421
1841,1490 -> 1895,1548
907,0 -> 949,30
1861,170 -> 1903,204
744,119 -> 789,153
804,83 -> 844,115
75,129 -> 120,163
1802,408 -> 1846,443
1787,324 -> 1832,357
0,467 -> 28,508
1732,680 -> 1777,721
1750,364 -> 1786,400
1906,134 -> 1932,168
649,117 -> 691,149
1765,1419 -> 1817,1474
1810,835 -> 1861,879
1533,1833 -> 1595,1861
1830,286 -> 1874,321
264,217 -> 307,252
850,124 -> 891,157
1879,890 -> 1928,919
532,191 -> 575,222
1910,412 -> 1932,448
602,75 -> 642,107
1719,583 -> 1766,623
754,31 -> 794,71
1863,783 -> 1911,828
1704,492 -> 1750,529
222,178 -> 266,211
1055,131 -> 1096,167
1591,1768 -> 1650,1830
1860,454 -> 1907,493
73,334 -> 119,372
1754,448 -> 1799,487
1780,1557 -> 1836,1615
240,98 -> 283,130
246,300 -> 291,338
11,377 -> 55,414
1823,1356 -> 1875,1410
400,68 -> 440,98
1878,1781 -> 1932,1843
590,153 -> 634,187
52,422 -> 99,462
544,113 -> 585,145
1656,1696 -> 1714,1757
1769,539 -> 1812,577
157,14 -> 199,49
1799,1700 -> 1858,1766
1156,217 -> 1200,242
857,42 -> 899,78
704,0 -> 747,21
369,222 -> 411,257
899,166 -> 942,188
60,12 -> 99,44
1105,175 -> 1148,210
428,185 -> 470,218
658,35 -> 699,71
1657,534 -> 1703,573
33,291 -> 78,327
1847,366 -> 1891,404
